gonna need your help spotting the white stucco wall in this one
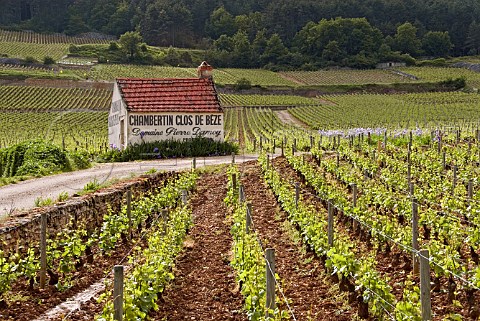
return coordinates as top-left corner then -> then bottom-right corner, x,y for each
108,83 -> 127,149
127,112 -> 224,145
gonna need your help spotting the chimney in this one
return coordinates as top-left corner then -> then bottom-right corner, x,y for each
197,61 -> 213,79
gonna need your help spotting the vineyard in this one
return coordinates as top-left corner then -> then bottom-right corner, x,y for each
0,86 -> 111,112
0,85 -> 111,152
286,92 -> 480,131
0,42 -> 70,61
220,94 -> 321,107
279,69 -> 416,85
0,64 -> 82,80
0,29 -> 111,61
398,67 -> 480,89
0,112 -> 108,152
3,22 -> 480,321
1,127 -> 480,319
0,29 -> 112,45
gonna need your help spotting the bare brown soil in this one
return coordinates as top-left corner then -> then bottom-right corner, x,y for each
241,161 -> 357,320
149,170 -> 245,320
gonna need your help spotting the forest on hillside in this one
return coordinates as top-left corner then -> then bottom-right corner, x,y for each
1,0 -> 480,69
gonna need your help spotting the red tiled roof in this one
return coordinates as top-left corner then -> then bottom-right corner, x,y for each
116,78 -> 223,113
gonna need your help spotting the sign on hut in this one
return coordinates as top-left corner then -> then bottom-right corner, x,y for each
108,61 -> 223,149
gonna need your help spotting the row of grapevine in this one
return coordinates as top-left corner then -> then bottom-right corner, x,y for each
399,66 -> 480,88
288,91 -> 480,130
97,172 -> 196,320
258,153 -> 419,319
279,69 -> 415,85
0,42 -> 70,60
0,29 -> 112,45
0,86 -> 111,112
219,93 -> 320,107
274,132 -> 480,319
0,171 -> 196,301
224,165 -> 288,319
0,111 -> 108,153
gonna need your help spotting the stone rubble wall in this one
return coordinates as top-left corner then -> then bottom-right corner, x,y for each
0,171 -> 178,254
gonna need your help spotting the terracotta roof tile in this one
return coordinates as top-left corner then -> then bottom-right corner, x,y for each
116,78 -> 222,113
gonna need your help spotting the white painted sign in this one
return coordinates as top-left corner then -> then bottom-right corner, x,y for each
127,112 -> 224,144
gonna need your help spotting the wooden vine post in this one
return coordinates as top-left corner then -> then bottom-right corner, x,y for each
40,212 -> 47,288
452,165 -> 457,195
468,180 -> 473,206
192,157 -> 196,170
182,189 -> 188,205
295,182 -> 299,208
265,248 -> 276,318
328,201 -> 334,247
127,190 -> 132,240
407,148 -> 411,186
412,198 -> 419,275
419,249 -> 432,321
232,152 -> 235,164
114,265 -> 124,321
238,184 -> 245,203
352,183 -> 358,231
232,173 -> 237,195
246,202 -> 252,234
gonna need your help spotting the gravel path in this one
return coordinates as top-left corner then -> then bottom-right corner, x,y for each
0,154 -> 261,217
275,110 -> 308,128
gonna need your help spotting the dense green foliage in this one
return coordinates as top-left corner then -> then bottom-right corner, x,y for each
100,137 -> 238,162
0,140 -> 90,178
1,0 -> 479,68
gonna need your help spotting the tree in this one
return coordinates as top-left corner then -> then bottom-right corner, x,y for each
261,33 -> 288,66
164,46 -> 180,66
235,12 -> 264,40
322,40 -> 344,63
65,14 -> 89,35
465,21 -> 480,55
422,31 -> 453,57
205,6 -> 236,39
214,35 -> 234,52
232,31 -> 252,67
293,17 -> 383,67
139,3 -> 171,46
119,31 -> 143,60
392,22 -> 422,56
103,1 -> 134,36
251,29 -> 268,66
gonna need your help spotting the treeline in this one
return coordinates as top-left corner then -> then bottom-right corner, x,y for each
2,0 -> 480,67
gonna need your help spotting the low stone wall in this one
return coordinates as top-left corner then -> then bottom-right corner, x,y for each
0,171 -> 178,254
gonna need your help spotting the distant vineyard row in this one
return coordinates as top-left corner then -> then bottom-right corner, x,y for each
0,29 -> 112,45
288,91 -> 480,130
1,61 -> 480,88
0,86 -> 111,112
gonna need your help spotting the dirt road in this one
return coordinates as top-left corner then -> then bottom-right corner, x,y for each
0,154 -> 261,216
